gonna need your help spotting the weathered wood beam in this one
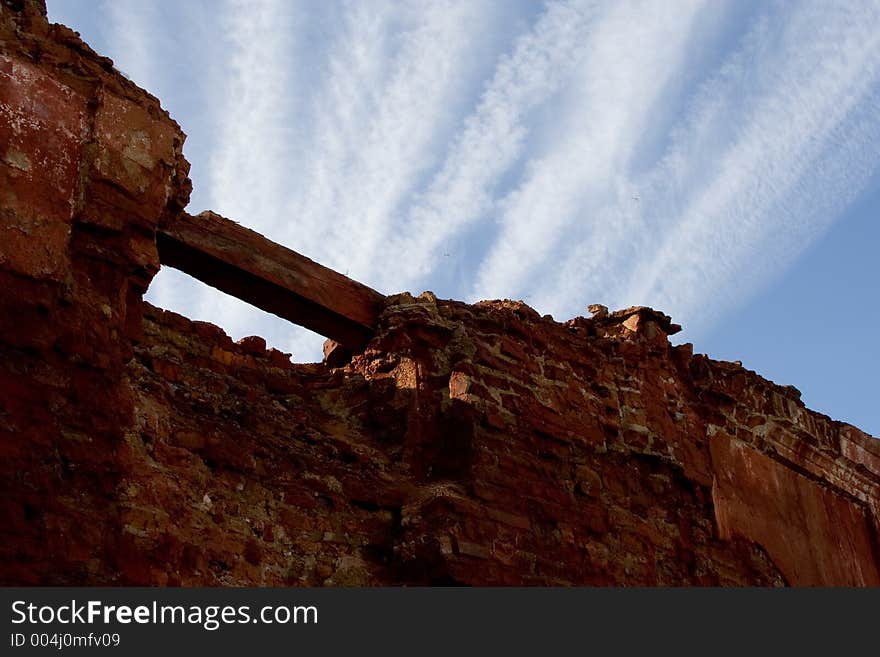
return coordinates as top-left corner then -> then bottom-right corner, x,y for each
156,211 -> 385,351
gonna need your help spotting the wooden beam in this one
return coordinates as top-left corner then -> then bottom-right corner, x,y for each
156,211 -> 385,351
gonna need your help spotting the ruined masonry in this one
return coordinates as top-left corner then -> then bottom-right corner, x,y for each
2,1 -> 879,586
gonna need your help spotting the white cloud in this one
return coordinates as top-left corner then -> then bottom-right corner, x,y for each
189,0 -> 317,356
283,0 -> 503,283
55,0 -> 880,363
209,0 -> 299,232
378,0 -> 601,292
534,0 -> 880,334
102,0 -> 158,91
470,0 -> 709,303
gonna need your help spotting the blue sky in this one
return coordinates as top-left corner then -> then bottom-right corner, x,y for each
46,0 -> 879,437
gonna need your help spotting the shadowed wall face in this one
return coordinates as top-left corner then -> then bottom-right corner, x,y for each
1,1 -> 879,586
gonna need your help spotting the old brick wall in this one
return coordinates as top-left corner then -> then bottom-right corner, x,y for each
0,0 -> 189,583
1,0 -> 879,586
110,294 -> 878,586
360,296 -> 880,585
